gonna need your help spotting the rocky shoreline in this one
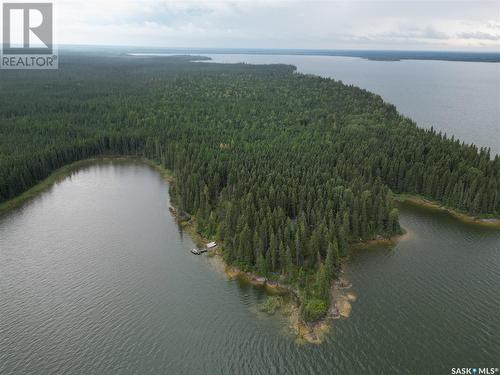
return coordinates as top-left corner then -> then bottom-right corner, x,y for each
162,168 -> 418,344
221,262 -> 356,344
168,201 -> 410,343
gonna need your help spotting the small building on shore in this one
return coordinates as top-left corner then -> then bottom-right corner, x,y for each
206,241 -> 217,249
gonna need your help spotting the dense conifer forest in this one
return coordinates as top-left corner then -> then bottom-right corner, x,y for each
1,53 -> 499,320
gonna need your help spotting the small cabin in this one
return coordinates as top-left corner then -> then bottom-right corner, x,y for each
206,241 -> 217,249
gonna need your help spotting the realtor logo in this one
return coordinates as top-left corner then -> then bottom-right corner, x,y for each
1,2 -> 57,69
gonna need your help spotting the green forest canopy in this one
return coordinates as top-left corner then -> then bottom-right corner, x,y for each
1,53 -> 499,320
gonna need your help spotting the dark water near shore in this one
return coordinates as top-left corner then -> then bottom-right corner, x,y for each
1,161 -> 499,374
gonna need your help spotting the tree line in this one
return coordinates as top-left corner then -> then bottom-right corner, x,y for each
1,53 -> 498,320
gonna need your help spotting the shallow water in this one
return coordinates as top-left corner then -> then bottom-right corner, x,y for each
0,160 -> 498,374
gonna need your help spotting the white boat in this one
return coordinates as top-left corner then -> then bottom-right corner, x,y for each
191,248 -> 201,255
206,241 -> 217,249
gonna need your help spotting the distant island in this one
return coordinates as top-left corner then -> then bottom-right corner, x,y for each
1,53 -> 499,341
120,47 -> 500,63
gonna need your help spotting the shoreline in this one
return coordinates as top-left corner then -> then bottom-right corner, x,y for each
0,156 -> 172,216
168,197 -> 414,343
3,157 -> 497,344
393,193 -> 500,229
0,156 -> 410,344
166,195 -> 336,344
350,226 -> 413,250
169,202 -> 362,344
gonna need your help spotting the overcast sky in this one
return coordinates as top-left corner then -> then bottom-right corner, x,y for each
54,0 -> 500,50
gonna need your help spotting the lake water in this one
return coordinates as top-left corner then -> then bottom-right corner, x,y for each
202,54 -> 500,156
1,160 -> 499,374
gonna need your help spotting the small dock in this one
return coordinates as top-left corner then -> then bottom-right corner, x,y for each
190,242 -> 217,255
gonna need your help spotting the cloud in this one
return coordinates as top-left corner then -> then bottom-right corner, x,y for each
54,0 -> 500,50
359,26 -> 450,41
458,31 -> 500,40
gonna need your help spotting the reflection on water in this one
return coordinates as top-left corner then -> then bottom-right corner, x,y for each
0,161 -> 499,374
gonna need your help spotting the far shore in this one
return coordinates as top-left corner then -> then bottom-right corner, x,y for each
0,156 -> 173,216
393,193 -> 500,229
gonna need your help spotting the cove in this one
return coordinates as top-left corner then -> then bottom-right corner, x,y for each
0,160 -> 499,375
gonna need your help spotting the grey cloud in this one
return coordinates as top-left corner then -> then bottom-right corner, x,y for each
355,26 -> 451,42
457,31 -> 500,40
57,0 -> 500,50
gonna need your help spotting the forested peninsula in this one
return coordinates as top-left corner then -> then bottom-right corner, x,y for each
1,53 -> 499,325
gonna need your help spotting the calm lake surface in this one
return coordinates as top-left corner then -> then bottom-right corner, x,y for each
203,54 -> 500,156
0,160 -> 499,374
